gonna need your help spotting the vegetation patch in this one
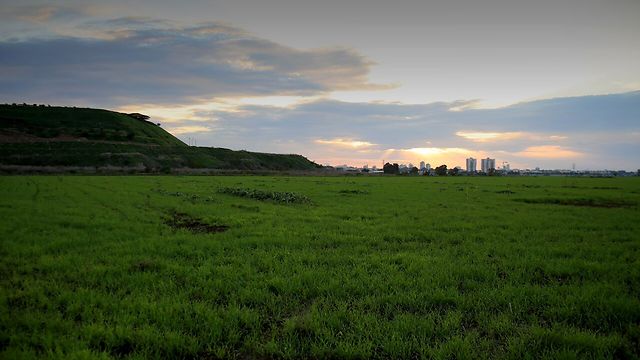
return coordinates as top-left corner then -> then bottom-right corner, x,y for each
218,187 -> 311,204
129,260 -> 161,273
514,197 -> 635,208
231,204 -> 261,212
152,188 -> 215,202
496,190 -> 516,194
164,212 -> 229,233
338,189 -> 369,195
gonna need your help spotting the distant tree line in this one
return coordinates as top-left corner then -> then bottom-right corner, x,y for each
3,103 -> 52,107
3,103 -> 82,109
383,162 -> 498,176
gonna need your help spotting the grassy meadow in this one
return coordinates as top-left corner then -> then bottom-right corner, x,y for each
1,175 -> 639,359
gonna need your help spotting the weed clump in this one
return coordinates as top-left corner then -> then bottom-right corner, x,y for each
218,187 -> 311,204
514,197 -> 635,208
338,189 -> 369,195
152,188 -> 215,202
164,212 -> 229,233
496,190 -> 516,194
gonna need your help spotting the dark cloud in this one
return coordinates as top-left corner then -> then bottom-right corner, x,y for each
0,4 -> 90,24
0,19 -> 389,106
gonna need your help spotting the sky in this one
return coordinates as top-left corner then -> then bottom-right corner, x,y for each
0,0 -> 639,170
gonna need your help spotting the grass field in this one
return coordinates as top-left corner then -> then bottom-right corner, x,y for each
1,175 -> 639,359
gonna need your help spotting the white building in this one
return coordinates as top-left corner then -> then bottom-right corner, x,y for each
425,163 -> 431,171
466,158 -> 477,173
481,158 -> 496,173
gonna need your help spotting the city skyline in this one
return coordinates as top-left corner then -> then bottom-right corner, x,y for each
0,1 -> 639,169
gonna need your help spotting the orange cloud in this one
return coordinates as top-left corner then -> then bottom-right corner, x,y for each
515,145 -> 582,158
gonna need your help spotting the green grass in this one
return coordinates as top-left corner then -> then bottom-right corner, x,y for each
1,175 -> 639,359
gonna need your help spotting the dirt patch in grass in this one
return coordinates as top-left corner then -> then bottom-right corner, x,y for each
514,198 -> 635,208
164,212 -> 229,233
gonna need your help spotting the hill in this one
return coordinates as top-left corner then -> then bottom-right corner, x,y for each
0,104 -> 320,172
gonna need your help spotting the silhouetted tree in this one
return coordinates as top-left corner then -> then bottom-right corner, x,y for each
435,164 -> 448,176
410,166 -> 419,175
383,162 -> 399,174
448,167 -> 459,176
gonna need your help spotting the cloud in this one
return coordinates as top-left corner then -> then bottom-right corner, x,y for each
393,147 -> 473,157
514,145 -> 583,159
456,131 -> 524,142
548,135 -> 568,140
455,131 -> 573,143
0,19 -> 390,106
0,5 -> 91,24
315,138 -> 377,149
172,91 -> 639,169
165,125 -> 212,135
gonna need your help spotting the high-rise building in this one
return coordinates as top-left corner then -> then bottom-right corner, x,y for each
481,158 -> 496,173
426,163 -> 431,171
466,158 -> 477,172
419,161 -> 425,170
